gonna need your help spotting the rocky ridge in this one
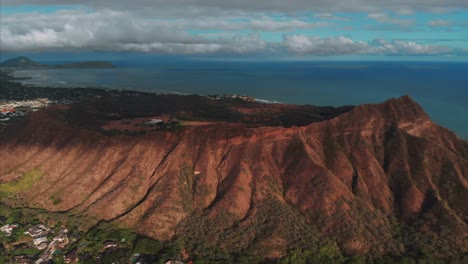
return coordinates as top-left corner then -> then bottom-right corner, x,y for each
1,95 -> 466,259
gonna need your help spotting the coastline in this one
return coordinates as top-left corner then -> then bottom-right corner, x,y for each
1,69 -> 277,105
2,68 -> 467,141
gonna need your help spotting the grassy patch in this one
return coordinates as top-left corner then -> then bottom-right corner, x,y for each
50,195 -> 63,205
0,169 -> 43,197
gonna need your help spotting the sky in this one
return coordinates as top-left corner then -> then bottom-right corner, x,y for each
1,1 -> 468,61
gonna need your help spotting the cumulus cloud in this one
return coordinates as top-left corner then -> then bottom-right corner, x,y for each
283,35 -> 452,55
372,39 -> 452,55
0,10 -> 327,33
190,19 -> 329,31
0,5 -> 462,57
2,0 -> 468,13
428,19 -> 451,26
283,35 -> 369,55
367,12 -> 414,26
314,13 -> 349,21
114,33 -> 268,54
0,10 -> 319,53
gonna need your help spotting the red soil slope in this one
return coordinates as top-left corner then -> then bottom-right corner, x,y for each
1,96 -> 467,258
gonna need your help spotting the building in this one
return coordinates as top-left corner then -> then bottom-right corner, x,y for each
0,224 -> 18,236
33,237 -> 48,246
53,233 -> 68,243
145,119 -> 163,126
36,242 -> 48,250
24,224 -> 50,237
103,240 -> 118,249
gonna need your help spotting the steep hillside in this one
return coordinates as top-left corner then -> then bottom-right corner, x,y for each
0,95 -> 466,261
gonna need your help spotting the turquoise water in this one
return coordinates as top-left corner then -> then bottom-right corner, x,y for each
13,61 -> 468,140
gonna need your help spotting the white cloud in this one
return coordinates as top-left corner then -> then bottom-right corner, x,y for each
2,1 -> 468,14
283,35 -> 453,55
0,10 -> 320,53
116,33 -> 269,54
283,35 -> 369,55
314,13 -> 349,21
368,12 -> 414,26
428,19 -> 451,26
0,10 -> 327,33
0,8 -> 461,57
189,18 -> 329,31
395,41 -> 451,54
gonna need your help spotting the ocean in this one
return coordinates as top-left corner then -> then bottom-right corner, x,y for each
12,61 -> 468,140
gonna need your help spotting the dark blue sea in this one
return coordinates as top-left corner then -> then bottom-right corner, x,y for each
12,61 -> 468,140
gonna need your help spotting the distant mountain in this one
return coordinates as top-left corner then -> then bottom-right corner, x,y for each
0,56 -> 45,68
54,61 -> 114,69
1,56 -> 114,69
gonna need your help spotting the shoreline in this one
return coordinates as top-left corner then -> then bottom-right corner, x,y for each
0,70 -> 291,128
2,69 -> 466,140
2,70 -> 272,103
2,70 -> 267,102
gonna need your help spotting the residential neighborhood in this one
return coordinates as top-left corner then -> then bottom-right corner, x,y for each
0,98 -> 52,123
1,218 -> 194,264
0,221 -> 72,264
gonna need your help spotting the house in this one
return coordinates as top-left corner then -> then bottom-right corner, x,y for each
64,248 -> 79,263
0,223 -> 18,236
33,237 -> 48,246
103,240 -> 118,249
145,119 -> 163,126
36,242 -> 48,250
24,224 -> 50,237
53,233 -> 68,244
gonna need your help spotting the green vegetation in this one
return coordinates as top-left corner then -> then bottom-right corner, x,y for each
50,195 -> 63,205
78,222 -> 137,255
0,192 -> 466,263
12,247 -> 41,256
132,237 -> 163,254
278,243 -> 344,264
0,169 -> 43,197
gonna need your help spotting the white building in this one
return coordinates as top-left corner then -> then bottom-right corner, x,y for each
33,236 -> 48,246
145,119 -> 163,126
0,224 -> 18,236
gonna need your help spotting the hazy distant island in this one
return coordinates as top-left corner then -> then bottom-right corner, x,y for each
0,56 -> 114,69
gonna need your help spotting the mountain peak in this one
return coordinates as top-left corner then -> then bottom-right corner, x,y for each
1,56 -> 44,68
384,95 -> 430,120
389,95 -> 420,107
346,95 -> 431,124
